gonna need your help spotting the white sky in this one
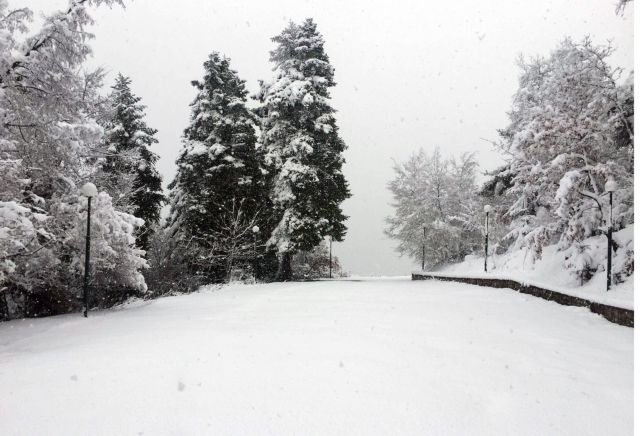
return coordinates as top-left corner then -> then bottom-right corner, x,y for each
25,0 -> 634,275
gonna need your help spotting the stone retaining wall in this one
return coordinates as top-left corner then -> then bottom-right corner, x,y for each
412,273 -> 634,328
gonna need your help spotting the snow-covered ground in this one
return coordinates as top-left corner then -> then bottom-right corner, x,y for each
434,227 -> 634,309
0,278 -> 633,435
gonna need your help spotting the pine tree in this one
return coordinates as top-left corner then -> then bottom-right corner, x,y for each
256,18 -> 350,280
102,74 -> 165,251
167,52 -> 264,282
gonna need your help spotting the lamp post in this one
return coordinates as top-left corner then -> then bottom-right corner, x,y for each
329,236 -> 333,279
421,226 -> 426,271
80,182 -> 98,317
484,205 -> 492,273
604,179 -> 617,291
252,225 -> 260,283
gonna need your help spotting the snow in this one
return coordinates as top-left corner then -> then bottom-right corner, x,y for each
434,230 -> 634,310
0,278 -> 632,435
79,182 -> 98,197
185,140 -> 208,156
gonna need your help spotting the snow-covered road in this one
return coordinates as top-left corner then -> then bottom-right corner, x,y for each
0,278 -> 633,435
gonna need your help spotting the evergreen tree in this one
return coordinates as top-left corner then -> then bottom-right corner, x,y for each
102,74 -> 165,251
167,52 -> 264,282
256,18 -> 350,280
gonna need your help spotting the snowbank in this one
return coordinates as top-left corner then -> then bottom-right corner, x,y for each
427,227 -> 634,309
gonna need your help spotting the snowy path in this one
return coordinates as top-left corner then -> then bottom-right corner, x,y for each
0,278 -> 633,435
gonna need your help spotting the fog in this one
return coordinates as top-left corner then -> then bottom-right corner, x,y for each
26,0 -> 634,275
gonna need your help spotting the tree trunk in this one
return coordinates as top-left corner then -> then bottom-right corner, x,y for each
275,252 -> 293,281
0,291 -> 9,321
225,249 -> 235,283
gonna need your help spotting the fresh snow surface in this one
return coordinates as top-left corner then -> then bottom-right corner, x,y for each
0,278 -> 632,435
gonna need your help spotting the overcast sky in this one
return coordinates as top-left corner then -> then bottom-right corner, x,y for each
26,0 -> 634,275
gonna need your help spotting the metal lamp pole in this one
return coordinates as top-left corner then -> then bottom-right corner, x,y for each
604,179 -> 617,291
422,226 -> 426,271
484,205 -> 492,273
80,183 -> 98,317
252,225 -> 260,283
329,237 -> 333,279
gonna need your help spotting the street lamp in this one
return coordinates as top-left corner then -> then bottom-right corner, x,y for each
80,182 -> 98,318
421,226 -> 426,271
328,236 -> 333,279
484,205 -> 492,273
605,179 -> 617,291
252,225 -> 260,283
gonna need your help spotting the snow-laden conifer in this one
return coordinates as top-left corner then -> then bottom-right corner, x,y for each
101,74 -> 165,251
167,52 -> 264,282
256,19 -> 350,280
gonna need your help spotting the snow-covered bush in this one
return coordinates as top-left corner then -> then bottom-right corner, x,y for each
1,187 -> 147,318
0,199 -> 55,295
292,240 -> 344,280
52,191 -> 148,306
143,225 -> 204,297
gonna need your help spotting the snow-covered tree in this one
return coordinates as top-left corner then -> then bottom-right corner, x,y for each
478,164 -> 515,255
385,148 -> 482,269
0,1 -> 151,319
616,0 -> 632,15
385,149 -> 431,261
143,223 -> 206,296
167,52 -> 264,282
256,18 -> 350,280
206,198 -> 262,282
0,160 -> 56,313
51,191 -> 147,308
101,73 -> 164,251
1,179 -> 146,317
447,153 -> 484,256
496,38 -> 633,281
